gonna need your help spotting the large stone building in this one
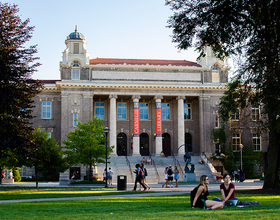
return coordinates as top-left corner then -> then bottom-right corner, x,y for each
28,28 -> 267,181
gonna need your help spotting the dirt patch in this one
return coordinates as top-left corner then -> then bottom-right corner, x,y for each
239,188 -> 280,194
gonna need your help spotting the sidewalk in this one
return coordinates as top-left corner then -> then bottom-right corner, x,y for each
0,180 -> 264,204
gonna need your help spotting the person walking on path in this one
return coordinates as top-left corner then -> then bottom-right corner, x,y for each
174,166 -> 180,187
162,167 -> 169,188
191,175 -> 224,210
107,167 -> 113,185
139,163 -> 150,190
167,165 -> 173,188
132,164 -> 147,191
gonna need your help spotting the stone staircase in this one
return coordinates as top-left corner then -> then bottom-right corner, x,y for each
96,155 -> 215,184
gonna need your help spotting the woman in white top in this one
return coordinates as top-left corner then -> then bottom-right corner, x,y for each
162,167 -> 169,188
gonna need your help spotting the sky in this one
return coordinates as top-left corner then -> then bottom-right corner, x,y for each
4,0 -> 203,80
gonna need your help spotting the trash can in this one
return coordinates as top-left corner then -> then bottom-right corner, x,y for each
117,175 -> 127,190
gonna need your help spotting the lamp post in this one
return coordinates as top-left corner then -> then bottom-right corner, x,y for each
103,126 -> 110,188
240,143 -> 244,170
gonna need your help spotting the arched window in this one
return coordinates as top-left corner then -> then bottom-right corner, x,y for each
72,61 -> 80,80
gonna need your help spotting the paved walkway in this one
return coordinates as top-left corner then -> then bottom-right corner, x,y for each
0,180 -> 263,204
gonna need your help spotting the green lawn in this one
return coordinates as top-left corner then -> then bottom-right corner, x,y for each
0,189 -> 279,219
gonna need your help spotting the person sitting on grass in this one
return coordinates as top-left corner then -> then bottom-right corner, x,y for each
191,175 -> 224,210
217,174 -> 238,206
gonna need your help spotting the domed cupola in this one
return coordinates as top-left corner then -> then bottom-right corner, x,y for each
67,26 -> 85,40
61,26 -> 90,68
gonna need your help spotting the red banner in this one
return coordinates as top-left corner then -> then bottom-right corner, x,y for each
156,108 -> 162,135
133,108 -> 139,135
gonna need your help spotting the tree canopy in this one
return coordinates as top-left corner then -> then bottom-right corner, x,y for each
166,0 -> 280,188
0,3 -> 42,176
63,117 -> 113,181
28,128 -> 68,188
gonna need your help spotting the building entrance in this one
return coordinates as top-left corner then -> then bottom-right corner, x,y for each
185,133 -> 193,153
162,133 -> 171,156
140,133 -> 149,156
117,133 -> 127,156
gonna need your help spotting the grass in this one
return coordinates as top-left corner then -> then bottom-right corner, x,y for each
0,187 -> 151,200
0,189 -> 279,219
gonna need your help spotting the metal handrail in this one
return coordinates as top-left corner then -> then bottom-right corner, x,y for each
171,150 -> 184,179
125,155 -> 134,182
149,152 -> 160,183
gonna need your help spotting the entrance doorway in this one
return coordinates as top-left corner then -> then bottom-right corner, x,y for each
140,133 -> 149,156
185,133 -> 193,153
162,133 -> 171,156
117,133 -> 127,156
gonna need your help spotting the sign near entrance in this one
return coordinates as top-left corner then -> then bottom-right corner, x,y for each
133,102 -> 139,135
156,102 -> 162,135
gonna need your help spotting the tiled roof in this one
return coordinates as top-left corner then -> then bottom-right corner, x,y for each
90,58 -> 201,67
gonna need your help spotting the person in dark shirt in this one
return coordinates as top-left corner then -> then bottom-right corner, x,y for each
191,175 -> 223,210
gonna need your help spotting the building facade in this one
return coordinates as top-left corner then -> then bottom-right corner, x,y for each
29,28 -> 267,181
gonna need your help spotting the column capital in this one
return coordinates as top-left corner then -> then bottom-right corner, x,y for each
154,96 -> 163,100
176,96 -> 186,100
109,94 -> 118,99
132,95 -> 141,101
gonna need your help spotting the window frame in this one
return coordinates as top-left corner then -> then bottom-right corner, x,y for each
231,108 -> 240,121
252,106 -> 260,121
139,103 -> 149,120
214,113 -> 219,128
162,103 -> 170,120
253,133 -> 261,151
73,113 -> 78,127
184,103 -> 191,120
42,101 -> 52,119
94,102 -> 105,119
232,133 -> 241,151
117,102 -> 127,120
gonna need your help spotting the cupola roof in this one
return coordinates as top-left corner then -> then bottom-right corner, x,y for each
67,26 -> 85,40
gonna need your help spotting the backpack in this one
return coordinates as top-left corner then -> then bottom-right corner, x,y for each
190,187 -> 198,207
139,168 -> 145,178
168,168 -> 173,175
144,168 -> 148,176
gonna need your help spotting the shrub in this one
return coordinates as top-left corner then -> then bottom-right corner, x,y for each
12,168 -> 21,182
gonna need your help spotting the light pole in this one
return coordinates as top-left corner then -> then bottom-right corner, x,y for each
240,143 -> 244,170
103,126 -> 110,188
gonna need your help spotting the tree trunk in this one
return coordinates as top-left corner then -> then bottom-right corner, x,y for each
263,117 -> 280,189
35,166 -> 39,189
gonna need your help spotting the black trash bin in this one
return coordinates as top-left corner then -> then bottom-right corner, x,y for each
117,175 -> 127,190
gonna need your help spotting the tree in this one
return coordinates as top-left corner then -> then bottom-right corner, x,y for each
0,3 -> 42,183
63,117 -> 113,181
28,128 -> 69,188
166,0 -> 280,188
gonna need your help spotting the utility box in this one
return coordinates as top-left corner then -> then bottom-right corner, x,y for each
117,175 -> 127,190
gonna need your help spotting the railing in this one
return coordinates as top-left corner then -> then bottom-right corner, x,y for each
201,152 -> 219,180
149,152 -> 160,183
125,155 -> 134,182
171,150 -> 184,180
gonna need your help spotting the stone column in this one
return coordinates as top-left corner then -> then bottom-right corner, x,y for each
109,94 -> 118,155
132,95 -> 141,156
177,96 -> 185,155
82,94 -> 94,123
198,96 -> 210,154
154,96 -> 163,155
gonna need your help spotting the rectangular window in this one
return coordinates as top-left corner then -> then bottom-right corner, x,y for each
42,101 -> 51,119
139,103 -> 148,120
117,103 -> 127,119
74,43 -> 79,54
162,103 -> 170,120
72,69 -> 80,80
231,109 -> 240,120
215,113 -> 219,128
232,133 -> 241,151
253,134 -> 261,151
73,113 -> 78,127
252,106 -> 260,121
95,102 -> 104,119
47,132 -> 51,139
184,103 -> 191,120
